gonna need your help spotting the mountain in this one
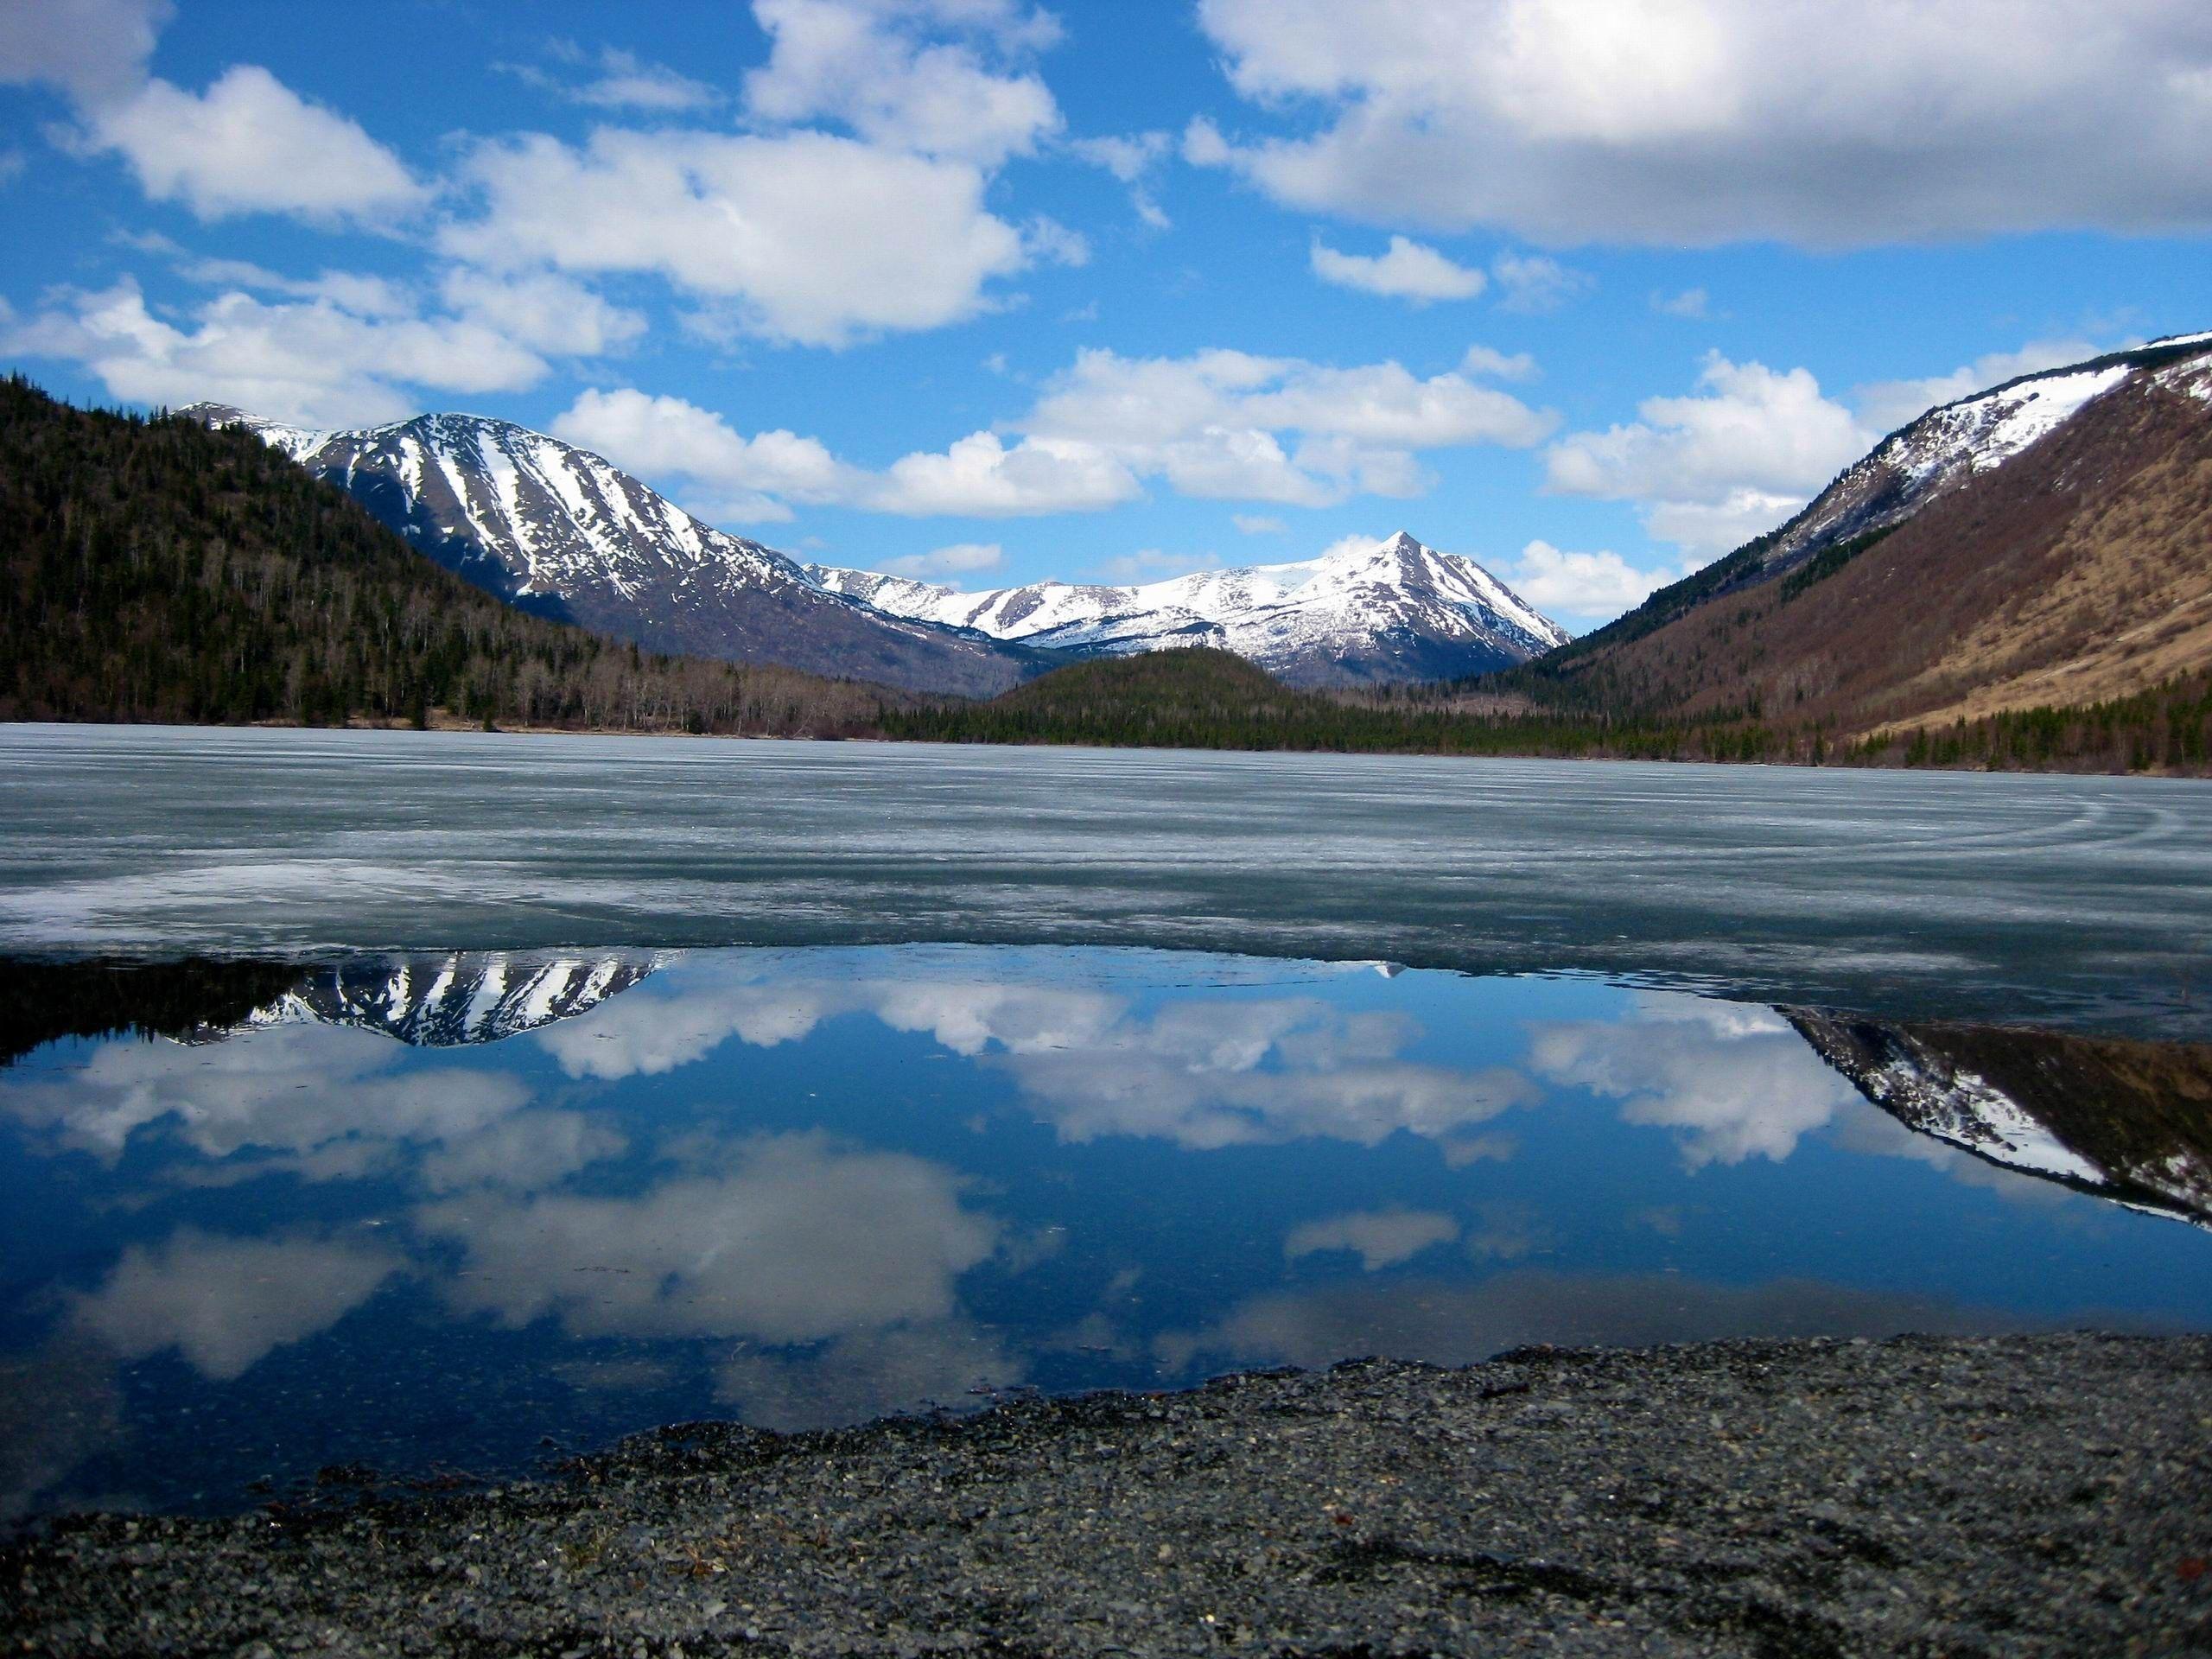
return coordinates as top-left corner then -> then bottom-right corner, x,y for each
1789,1009 -> 2212,1229
0,378 -> 893,737
812,531 -> 1568,689
238,952 -> 658,1046
1513,334 -> 2212,743
184,404 -> 1045,698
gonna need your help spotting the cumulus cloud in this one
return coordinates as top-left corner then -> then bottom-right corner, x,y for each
559,341 -> 1555,522
1311,235 -> 1486,303
1285,1208 -> 1459,1271
76,65 -> 423,221
3,276 -> 556,429
1852,337 -> 2106,434
1500,540 -> 1684,627
436,268 -> 647,357
744,0 -> 1062,167
1191,0 -> 2212,245
1652,286 -> 1712,319
1544,353 -> 1872,554
441,128 -> 1031,348
1232,514 -> 1286,535
881,542 -> 1007,577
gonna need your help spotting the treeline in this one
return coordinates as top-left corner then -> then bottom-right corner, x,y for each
887,648 -> 2212,775
0,377 -> 896,736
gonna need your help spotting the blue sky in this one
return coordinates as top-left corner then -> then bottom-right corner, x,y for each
3,0 -> 2208,628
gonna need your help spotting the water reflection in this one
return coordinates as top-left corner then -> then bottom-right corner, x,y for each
1,945 -> 2208,1520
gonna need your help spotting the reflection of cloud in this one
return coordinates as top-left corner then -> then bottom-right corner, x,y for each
0,1334 -> 124,1522
538,963 -> 1536,1157
715,1319 -> 1023,1431
1529,995 -> 1857,1168
417,1110 -> 626,1193
417,1132 -> 999,1344
1286,1208 -> 1458,1271
1159,1270 -> 2050,1377
72,1230 -> 403,1382
1464,1202 -> 1551,1262
0,1023 -> 531,1164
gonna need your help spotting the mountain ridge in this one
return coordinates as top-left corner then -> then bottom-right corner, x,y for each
811,531 -> 1569,689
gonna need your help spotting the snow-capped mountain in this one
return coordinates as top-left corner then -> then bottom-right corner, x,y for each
182,404 -> 1041,697
1788,1009 -> 2212,1229
811,532 -> 1569,689
1744,333 -> 2212,585
239,952 -> 658,1046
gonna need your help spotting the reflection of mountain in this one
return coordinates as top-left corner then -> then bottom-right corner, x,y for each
243,953 -> 659,1047
0,957 -> 302,1069
1786,1011 -> 2212,1226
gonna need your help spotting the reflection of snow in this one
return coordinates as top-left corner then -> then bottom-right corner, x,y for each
416,1131 -> 1000,1344
1286,1208 -> 1459,1271
72,1229 -> 404,1382
1529,994 -> 1859,1167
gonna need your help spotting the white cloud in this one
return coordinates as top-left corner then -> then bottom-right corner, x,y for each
435,268 -> 646,356
84,65 -> 423,222
1231,513 -> 1286,534
1285,1208 -> 1459,1271
0,149 -> 25,187
1071,130 -> 1173,227
1459,344 -> 1538,381
1502,540 -> 1683,626
881,541 -> 1006,577
0,0 -> 168,105
442,128 -> 1030,347
1490,251 -> 1592,314
4,276 -> 555,429
506,45 -> 722,113
1192,0 -> 2212,245
744,0 -> 1063,167
1852,337 -> 2105,434
553,386 -> 851,511
1544,352 -> 1872,554
869,430 -> 1144,516
1311,235 -> 1485,303
1652,286 -> 1711,319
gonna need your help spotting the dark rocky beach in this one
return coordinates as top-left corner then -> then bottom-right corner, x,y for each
7,1332 -> 2209,1657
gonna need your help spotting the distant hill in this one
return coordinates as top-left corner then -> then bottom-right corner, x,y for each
1501,335 -> 2212,765
0,378 -> 896,736
186,403 -> 1051,697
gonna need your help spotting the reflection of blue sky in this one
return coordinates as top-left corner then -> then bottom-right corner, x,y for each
1,944 -> 2207,1518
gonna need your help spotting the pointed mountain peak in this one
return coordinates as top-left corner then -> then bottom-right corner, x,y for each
1381,530 -> 1426,553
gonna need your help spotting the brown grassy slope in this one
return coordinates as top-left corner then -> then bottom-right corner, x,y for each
1539,378 -> 2212,740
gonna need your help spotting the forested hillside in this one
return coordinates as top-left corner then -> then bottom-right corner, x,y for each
0,378 -> 897,736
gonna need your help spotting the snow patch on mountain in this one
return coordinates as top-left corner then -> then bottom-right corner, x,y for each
810,532 -> 1569,688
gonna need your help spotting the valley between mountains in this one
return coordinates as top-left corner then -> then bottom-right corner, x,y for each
6,332 -> 2210,773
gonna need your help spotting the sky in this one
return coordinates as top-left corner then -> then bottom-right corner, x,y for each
2,0 -> 2209,630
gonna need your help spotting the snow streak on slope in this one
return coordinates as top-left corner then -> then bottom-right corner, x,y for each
811,532 -> 1570,689
1750,336 -> 2212,582
243,952 -> 659,1046
183,404 -> 1039,696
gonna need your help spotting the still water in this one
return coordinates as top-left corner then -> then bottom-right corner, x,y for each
3,945 -> 2209,1521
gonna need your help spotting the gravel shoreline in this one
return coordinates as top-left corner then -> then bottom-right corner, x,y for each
8,1333 -> 2209,1656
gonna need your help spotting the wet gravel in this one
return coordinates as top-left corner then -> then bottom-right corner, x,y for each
7,1333 -> 2210,1657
